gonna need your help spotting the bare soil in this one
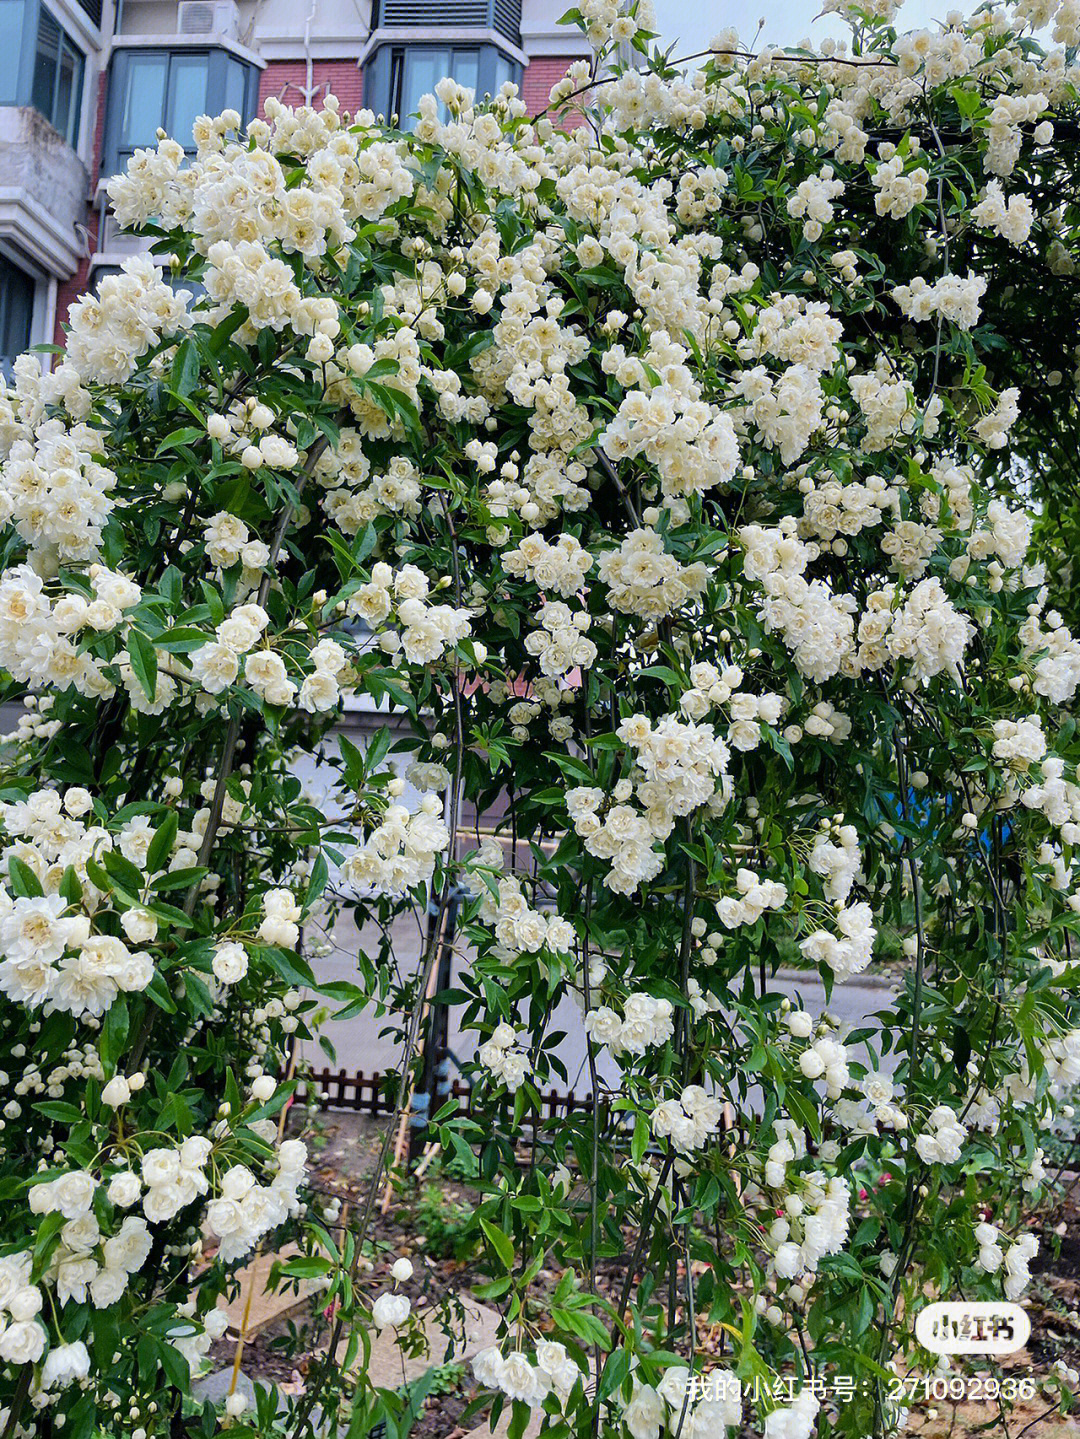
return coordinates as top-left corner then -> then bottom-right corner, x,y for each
208,1109 -> 1080,1439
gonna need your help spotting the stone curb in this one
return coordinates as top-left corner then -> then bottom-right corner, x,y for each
772,966 -> 898,991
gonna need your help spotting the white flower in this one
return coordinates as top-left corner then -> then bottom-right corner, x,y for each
41,1339 -> 91,1389
120,907 -> 158,942
624,1383 -> 665,1439
89,1266 -> 127,1309
498,1352 -> 543,1405
107,1171 -> 142,1208
277,1139 -> 307,1175
372,1291 -> 411,1328
212,941 -> 248,984
31,1170 -> 96,1219
188,641 -> 239,694
0,1319 -> 46,1364
101,1075 -> 132,1107
473,1347 -> 505,1388
299,671 -> 340,713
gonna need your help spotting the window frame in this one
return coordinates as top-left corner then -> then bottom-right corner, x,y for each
0,0 -> 86,147
366,42 -> 521,129
0,245 -> 41,381
103,45 -> 260,177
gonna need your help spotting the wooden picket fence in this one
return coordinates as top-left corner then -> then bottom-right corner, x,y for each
295,1067 -> 609,1122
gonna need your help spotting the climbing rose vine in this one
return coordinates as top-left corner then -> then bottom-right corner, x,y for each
3,0 -> 1080,1435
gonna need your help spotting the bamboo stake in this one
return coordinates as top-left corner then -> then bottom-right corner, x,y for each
379,908 -> 447,1213
227,1042 -> 300,1400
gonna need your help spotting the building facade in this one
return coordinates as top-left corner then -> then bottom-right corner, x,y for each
0,0 -> 589,371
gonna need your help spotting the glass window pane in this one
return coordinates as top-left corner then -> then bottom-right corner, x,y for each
55,38 -> 79,143
119,53 -> 167,149
223,57 -> 246,117
401,48 -> 449,127
0,256 -> 34,379
452,49 -> 479,98
0,0 -> 25,104
71,40 -> 83,142
494,54 -> 516,93
32,9 -> 60,122
166,53 -> 209,149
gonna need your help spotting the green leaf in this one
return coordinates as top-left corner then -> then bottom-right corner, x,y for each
507,1400 -> 532,1439
282,1256 -> 334,1278
128,629 -> 158,703
59,865 -> 83,906
155,426 -> 205,456
101,996 -> 130,1070
306,852 -> 329,905
260,946 -> 315,986
208,304 -> 250,355
33,1101 -> 85,1123
598,1347 -> 631,1399
170,337 -> 200,398
8,855 -> 43,897
146,812 -> 178,875
103,849 -> 146,895
156,1335 -> 191,1390
785,1087 -> 821,1143
150,867 -> 208,892
479,1217 -> 515,1272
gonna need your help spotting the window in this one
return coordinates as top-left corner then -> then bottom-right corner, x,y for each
0,1 -> 85,147
371,44 -> 521,129
105,48 -> 258,174
0,254 -> 34,380
0,2 -> 23,105
31,6 -> 82,145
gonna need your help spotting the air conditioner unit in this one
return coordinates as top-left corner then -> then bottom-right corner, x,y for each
177,1 -> 240,39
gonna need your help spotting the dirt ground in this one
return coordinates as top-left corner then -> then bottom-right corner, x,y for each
209,1108 -> 1080,1438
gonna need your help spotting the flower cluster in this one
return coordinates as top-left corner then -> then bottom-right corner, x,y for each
477,1022 -> 531,1092
523,602 -> 596,678
651,1084 -> 726,1154
3,4 -> 1080,1431
584,992 -> 675,1056
476,871 -> 575,961
341,795 -> 450,895
205,1142 -> 307,1263
596,529 -> 708,620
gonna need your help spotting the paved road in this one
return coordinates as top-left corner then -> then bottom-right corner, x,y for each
287,724 -> 901,1099
298,905 -> 900,1099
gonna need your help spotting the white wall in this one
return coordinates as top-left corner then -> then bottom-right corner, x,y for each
521,0 -> 591,54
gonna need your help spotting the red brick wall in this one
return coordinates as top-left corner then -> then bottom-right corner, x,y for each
89,63 -> 109,188
258,60 -> 364,117
52,220 -> 97,346
521,55 -> 579,116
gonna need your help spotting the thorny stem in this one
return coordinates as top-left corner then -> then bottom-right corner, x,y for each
616,1153 -> 676,1327
128,437 -> 331,1075
580,706 -> 603,1435
894,730 -> 927,1089
286,493 -> 466,1439
0,1363 -> 31,1439
870,720 -> 930,1438
926,111 -> 951,399
671,1176 -> 699,1439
